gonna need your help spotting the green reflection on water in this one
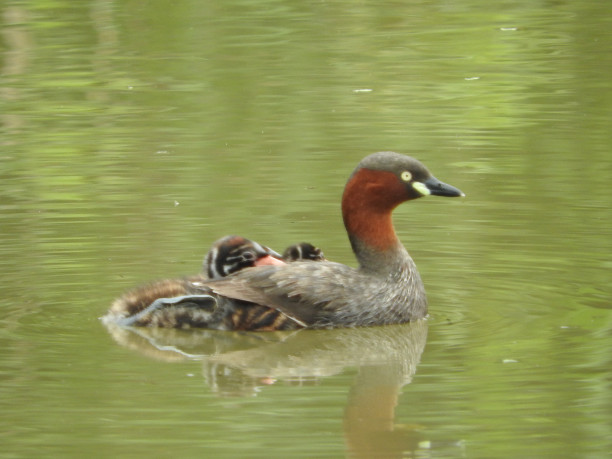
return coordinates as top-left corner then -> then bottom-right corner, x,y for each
1,0 -> 611,458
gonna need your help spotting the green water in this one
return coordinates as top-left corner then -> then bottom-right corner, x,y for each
2,1 -> 611,457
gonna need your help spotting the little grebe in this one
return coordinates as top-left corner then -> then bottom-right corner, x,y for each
104,237 -> 324,330
104,152 -> 462,330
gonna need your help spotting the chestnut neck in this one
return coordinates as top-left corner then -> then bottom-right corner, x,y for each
341,168 -> 410,273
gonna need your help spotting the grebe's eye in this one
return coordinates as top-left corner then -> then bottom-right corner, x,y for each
400,171 -> 412,182
242,250 -> 256,262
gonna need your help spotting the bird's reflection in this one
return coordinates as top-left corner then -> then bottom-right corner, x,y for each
104,320 -> 431,457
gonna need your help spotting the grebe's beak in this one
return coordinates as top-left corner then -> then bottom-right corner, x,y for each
254,246 -> 286,267
419,176 -> 465,197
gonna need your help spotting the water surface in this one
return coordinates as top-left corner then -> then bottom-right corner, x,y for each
1,1 -> 611,457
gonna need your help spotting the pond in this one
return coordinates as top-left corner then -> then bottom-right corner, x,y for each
1,1 -> 611,457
